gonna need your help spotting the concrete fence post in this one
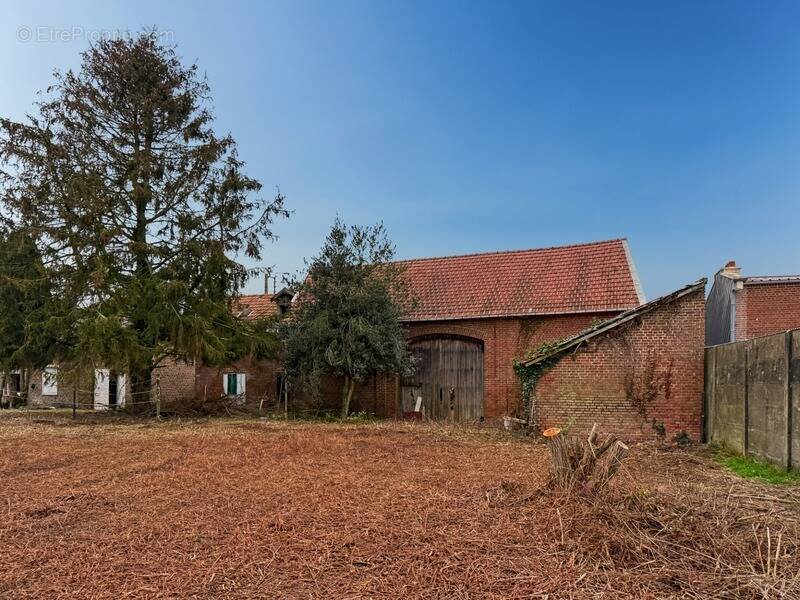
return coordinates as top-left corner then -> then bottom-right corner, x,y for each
743,340 -> 749,456
786,332 -> 793,470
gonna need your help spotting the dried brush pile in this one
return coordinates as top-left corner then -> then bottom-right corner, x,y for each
492,462 -> 800,598
159,394 -> 261,418
0,416 -> 798,598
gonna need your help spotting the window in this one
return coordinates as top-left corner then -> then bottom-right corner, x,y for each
42,366 -> 58,396
223,373 -> 246,397
8,372 -> 21,394
274,290 -> 293,316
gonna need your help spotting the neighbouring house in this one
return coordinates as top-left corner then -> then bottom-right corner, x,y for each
706,261 -> 800,345
523,279 -> 706,441
344,239 -> 646,421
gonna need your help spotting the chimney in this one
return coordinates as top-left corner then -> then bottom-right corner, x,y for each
264,272 -> 270,294
720,260 -> 741,279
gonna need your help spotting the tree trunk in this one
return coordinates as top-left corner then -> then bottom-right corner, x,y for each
340,377 -> 357,419
128,366 -> 153,416
21,369 -> 29,406
545,424 -> 629,493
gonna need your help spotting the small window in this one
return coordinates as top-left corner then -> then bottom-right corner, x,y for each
223,373 -> 246,397
274,290 -> 293,316
42,366 -> 58,396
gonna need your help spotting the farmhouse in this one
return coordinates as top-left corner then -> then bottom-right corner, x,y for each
25,359 -> 196,410
706,260 -> 800,345
348,239 -> 646,421
19,290 -> 290,410
21,238 -> 708,439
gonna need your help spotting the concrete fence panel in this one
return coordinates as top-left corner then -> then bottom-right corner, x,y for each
706,329 -> 797,470
710,342 -> 747,454
746,334 -> 789,468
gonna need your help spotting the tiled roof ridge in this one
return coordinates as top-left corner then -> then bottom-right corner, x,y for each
394,238 -> 627,264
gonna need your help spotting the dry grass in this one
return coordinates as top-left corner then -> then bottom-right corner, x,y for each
1,411 -> 798,599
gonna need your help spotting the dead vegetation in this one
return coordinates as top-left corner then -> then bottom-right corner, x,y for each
0,412 -> 798,599
543,424 -> 629,494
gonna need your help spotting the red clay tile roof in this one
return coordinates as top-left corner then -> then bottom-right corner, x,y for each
235,294 -> 279,319
397,239 -> 645,322
522,279 -> 705,366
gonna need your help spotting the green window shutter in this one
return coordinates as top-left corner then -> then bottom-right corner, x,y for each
227,373 -> 238,395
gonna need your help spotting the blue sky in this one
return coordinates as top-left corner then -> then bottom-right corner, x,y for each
2,1 -> 799,298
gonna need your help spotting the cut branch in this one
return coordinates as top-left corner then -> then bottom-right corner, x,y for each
544,424 -> 629,494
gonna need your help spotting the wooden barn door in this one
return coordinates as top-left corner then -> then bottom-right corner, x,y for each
402,337 -> 484,421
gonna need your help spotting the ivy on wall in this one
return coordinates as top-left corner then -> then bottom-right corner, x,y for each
512,340 -> 570,426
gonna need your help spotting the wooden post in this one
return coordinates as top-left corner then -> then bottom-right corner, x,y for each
284,378 -> 289,419
72,389 -> 76,420
155,376 -> 161,420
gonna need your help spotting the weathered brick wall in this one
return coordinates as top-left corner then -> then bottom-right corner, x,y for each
27,359 -> 197,408
535,288 -> 705,442
194,357 -> 283,405
353,312 -> 618,419
26,368 -> 93,407
153,358 -> 196,403
736,283 -> 800,341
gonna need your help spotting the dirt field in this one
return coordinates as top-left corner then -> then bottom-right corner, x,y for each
1,412 -> 799,599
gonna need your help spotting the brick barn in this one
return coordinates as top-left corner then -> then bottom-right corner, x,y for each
349,239 -> 646,421
524,279 -> 706,441
706,260 -> 800,345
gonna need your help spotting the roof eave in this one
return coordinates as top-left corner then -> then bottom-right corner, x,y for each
521,278 -> 707,367
742,277 -> 800,286
399,306 -> 636,323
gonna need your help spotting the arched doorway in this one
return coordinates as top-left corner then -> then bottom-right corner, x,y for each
401,336 -> 484,421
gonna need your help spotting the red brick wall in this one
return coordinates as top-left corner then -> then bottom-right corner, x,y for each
26,359 -> 197,408
353,312 -> 619,419
26,368 -> 93,408
152,358 -> 196,402
736,283 -> 800,341
194,357 -> 283,405
534,288 -> 705,442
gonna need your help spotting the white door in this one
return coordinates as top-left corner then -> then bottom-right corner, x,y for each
117,373 -> 127,407
94,369 -> 109,410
